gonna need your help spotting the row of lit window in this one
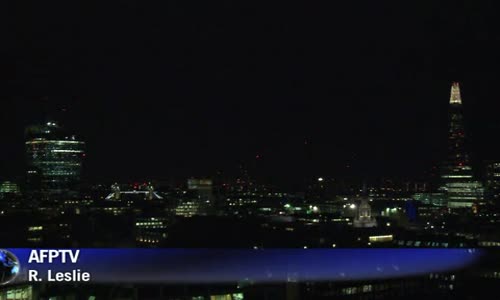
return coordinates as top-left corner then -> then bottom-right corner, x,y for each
136,221 -> 165,225
396,240 -> 458,247
28,226 -> 43,231
481,271 -> 500,279
137,238 -> 161,244
478,241 -> 500,247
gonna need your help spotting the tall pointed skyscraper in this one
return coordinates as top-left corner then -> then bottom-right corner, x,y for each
440,82 -> 484,208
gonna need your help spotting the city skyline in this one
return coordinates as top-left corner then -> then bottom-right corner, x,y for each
3,2 -> 500,299
3,2 -> 500,186
0,81 -> 498,189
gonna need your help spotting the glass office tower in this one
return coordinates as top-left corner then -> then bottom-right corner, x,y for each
25,122 -> 85,197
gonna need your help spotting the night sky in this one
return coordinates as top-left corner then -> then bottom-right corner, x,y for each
2,2 -> 500,188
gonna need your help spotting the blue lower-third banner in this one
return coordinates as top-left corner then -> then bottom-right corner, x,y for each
0,248 -> 481,285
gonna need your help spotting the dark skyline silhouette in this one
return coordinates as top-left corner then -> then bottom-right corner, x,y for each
2,2 -> 500,188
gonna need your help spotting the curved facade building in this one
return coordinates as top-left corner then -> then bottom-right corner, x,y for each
25,122 -> 85,197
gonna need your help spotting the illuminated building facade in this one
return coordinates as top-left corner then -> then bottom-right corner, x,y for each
187,178 -> 214,215
25,122 -> 85,197
135,217 -> 168,246
0,181 -> 20,195
187,179 -> 214,200
175,200 -> 200,217
440,83 -> 484,208
353,198 -> 377,228
413,192 -> 448,207
0,285 -> 33,299
485,161 -> 500,202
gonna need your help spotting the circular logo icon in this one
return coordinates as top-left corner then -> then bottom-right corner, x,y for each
0,249 -> 20,285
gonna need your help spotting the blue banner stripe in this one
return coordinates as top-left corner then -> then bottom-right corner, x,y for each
5,248 -> 481,284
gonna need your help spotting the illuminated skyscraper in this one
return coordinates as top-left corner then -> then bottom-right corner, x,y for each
25,121 -> 85,197
485,161 -> 500,202
440,82 -> 484,208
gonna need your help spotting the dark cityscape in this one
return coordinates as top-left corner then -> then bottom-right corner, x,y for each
3,1 -> 500,299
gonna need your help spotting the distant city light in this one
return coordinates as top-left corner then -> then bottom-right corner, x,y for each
317,177 -> 324,182
350,204 -> 356,209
